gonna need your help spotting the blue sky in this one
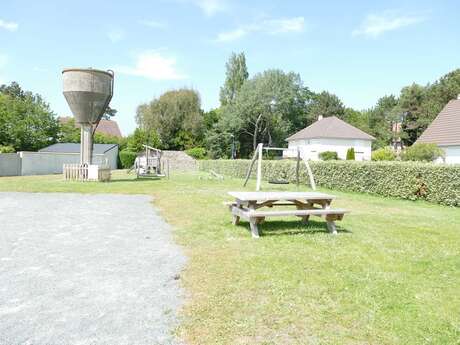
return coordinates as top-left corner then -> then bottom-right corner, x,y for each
1,0 -> 459,135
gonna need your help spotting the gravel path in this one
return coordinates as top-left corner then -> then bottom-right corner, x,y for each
0,192 -> 186,345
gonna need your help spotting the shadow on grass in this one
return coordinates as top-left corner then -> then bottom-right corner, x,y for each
109,177 -> 163,183
236,219 -> 351,237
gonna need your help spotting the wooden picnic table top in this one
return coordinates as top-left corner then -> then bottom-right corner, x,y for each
227,191 -> 336,202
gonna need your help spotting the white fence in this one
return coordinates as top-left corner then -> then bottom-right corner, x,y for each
63,164 -> 111,181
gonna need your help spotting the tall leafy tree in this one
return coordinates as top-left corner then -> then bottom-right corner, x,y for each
0,82 -> 59,151
211,69 -> 310,157
219,52 -> 249,106
367,95 -> 399,148
307,91 -> 345,123
136,88 -> 204,150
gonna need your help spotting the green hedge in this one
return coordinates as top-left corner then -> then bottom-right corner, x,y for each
119,150 -> 137,169
199,160 -> 460,206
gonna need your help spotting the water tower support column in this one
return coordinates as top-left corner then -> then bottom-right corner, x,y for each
80,123 -> 93,165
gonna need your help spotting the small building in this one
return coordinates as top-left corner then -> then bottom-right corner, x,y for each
283,116 -> 375,161
416,96 -> 460,164
39,143 -> 119,170
59,117 -> 123,138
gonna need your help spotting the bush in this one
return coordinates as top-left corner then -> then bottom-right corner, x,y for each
372,147 -> 396,161
319,151 -> 338,161
0,145 -> 15,153
186,147 -> 207,160
346,148 -> 355,160
401,143 -> 444,162
119,150 -> 137,169
198,159 -> 460,206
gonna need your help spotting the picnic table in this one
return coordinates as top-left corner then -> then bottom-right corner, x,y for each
227,191 -> 348,238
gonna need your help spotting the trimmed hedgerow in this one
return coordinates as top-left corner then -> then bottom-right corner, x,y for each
119,150 -> 137,169
199,159 -> 460,206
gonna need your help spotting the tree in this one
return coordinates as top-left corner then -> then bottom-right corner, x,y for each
136,88 -> 204,150
399,84 -> 426,146
0,82 -> 59,151
212,69 -> 310,157
367,95 -> 399,148
58,118 -> 80,143
126,128 -> 160,153
219,52 -> 249,106
307,91 -> 345,123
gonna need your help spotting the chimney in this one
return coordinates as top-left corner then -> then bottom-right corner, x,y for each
318,115 -> 323,121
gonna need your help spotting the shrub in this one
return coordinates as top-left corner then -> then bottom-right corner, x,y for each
319,151 -> 338,161
346,148 -> 355,160
186,147 -> 207,160
198,159 -> 460,206
372,147 -> 396,161
119,150 -> 137,169
401,143 -> 444,162
0,145 -> 15,153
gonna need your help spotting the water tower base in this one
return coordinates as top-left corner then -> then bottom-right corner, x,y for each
63,164 -> 111,182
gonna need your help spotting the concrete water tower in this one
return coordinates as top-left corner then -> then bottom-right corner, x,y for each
62,68 -> 114,166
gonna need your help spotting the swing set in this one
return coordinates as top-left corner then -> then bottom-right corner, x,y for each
243,143 -> 316,191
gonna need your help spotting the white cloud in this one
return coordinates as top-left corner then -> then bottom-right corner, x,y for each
0,19 -> 18,32
192,0 -> 227,16
139,19 -> 167,29
107,29 -> 125,43
117,51 -> 187,80
216,17 -> 305,42
353,11 -> 425,38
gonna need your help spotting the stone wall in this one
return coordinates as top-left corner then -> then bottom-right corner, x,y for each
162,151 -> 197,172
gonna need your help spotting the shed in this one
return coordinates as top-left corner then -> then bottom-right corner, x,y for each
283,116 -> 375,161
416,96 -> 460,164
39,143 -> 119,170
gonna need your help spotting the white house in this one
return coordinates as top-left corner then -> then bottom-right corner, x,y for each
416,95 -> 460,164
283,116 -> 375,161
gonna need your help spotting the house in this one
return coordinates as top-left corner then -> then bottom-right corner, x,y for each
283,116 -> 375,161
39,143 -> 119,170
416,95 -> 460,164
59,117 -> 123,138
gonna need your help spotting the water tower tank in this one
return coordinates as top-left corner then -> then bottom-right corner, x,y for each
63,68 -> 114,124
62,68 -> 114,165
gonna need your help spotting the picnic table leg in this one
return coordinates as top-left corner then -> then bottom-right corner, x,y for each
232,214 -> 240,225
248,201 -> 260,238
249,218 -> 260,238
322,200 -> 337,235
326,220 -> 337,235
295,200 -> 312,224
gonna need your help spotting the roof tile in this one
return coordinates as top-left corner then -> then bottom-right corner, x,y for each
286,116 -> 375,141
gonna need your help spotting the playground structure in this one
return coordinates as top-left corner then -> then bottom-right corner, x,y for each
62,68 -> 114,181
133,145 -> 169,179
243,143 -> 316,191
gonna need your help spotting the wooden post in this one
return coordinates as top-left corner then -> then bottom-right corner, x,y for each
256,143 -> 263,191
243,148 -> 259,187
296,148 -> 300,188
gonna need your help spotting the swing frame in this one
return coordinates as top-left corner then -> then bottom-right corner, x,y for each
243,143 -> 316,191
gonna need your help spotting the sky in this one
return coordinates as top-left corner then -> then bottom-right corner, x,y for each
1,0 -> 459,135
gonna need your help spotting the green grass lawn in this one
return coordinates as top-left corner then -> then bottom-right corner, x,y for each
1,171 -> 459,345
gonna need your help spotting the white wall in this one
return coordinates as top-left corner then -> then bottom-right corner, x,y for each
19,152 -> 116,176
0,153 -> 21,176
441,145 -> 460,164
284,138 -> 372,161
